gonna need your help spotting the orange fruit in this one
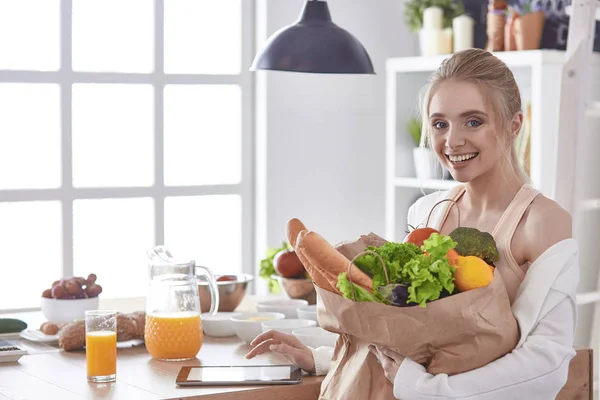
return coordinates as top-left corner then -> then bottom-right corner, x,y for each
454,256 -> 494,292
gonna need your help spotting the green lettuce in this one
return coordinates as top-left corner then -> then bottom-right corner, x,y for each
337,272 -> 387,303
352,242 -> 423,291
338,233 -> 457,308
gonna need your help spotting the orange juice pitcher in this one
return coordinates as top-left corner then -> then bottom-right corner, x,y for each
145,246 -> 219,361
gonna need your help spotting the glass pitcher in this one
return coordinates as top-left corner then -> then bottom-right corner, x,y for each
144,245 -> 219,361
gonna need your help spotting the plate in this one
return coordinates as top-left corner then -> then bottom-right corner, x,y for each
19,329 -> 59,345
0,332 -> 21,339
0,341 -> 28,363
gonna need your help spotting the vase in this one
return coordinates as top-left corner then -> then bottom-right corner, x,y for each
504,15 -> 517,51
453,15 -> 475,52
419,28 -> 453,56
485,12 -> 506,52
513,11 -> 545,50
413,148 -> 443,180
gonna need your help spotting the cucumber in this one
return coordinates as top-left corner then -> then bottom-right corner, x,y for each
0,318 -> 28,334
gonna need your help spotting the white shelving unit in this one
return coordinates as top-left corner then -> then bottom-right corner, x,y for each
385,49 -> 600,242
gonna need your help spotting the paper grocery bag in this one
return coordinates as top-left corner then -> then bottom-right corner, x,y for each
313,234 -> 520,400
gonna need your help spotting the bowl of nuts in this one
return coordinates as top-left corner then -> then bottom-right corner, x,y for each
40,273 -> 103,324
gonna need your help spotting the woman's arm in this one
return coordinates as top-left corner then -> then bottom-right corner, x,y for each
392,293 -> 576,399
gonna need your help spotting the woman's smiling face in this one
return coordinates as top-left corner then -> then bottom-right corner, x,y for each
428,80 -> 504,183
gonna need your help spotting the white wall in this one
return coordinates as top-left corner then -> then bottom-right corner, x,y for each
255,0 -> 417,293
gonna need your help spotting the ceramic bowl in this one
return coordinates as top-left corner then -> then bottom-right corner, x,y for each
292,327 -> 339,348
229,312 -> 286,344
261,319 -> 316,335
40,296 -> 100,324
296,305 -> 318,323
256,299 -> 309,319
197,273 -> 253,313
201,312 -> 242,338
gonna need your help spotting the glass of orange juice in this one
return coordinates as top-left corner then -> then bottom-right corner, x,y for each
85,310 -> 117,383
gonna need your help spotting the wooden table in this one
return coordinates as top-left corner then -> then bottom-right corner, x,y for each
0,297 -> 325,400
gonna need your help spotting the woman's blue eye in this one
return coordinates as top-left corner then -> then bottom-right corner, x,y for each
467,120 -> 481,127
433,121 -> 447,129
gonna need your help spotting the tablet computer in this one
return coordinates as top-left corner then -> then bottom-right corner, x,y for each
176,364 -> 303,386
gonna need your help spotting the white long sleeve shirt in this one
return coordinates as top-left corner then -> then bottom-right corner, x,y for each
310,191 -> 580,400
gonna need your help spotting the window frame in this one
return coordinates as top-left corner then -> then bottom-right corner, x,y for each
0,0 -> 256,313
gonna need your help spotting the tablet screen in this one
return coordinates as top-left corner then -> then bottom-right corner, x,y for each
187,365 -> 294,382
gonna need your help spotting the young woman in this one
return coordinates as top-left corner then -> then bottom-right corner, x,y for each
246,48 -> 580,399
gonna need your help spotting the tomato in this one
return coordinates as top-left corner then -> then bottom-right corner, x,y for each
407,227 -> 459,265
217,275 -> 236,282
404,227 -> 439,247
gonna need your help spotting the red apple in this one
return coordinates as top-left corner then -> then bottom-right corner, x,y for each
274,250 -> 305,278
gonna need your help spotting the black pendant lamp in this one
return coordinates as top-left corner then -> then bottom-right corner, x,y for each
250,0 -> 375,74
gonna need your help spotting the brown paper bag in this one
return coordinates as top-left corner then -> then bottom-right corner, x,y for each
314,234 -> 520,400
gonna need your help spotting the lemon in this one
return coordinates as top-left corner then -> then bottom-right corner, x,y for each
454,256 -> 494,292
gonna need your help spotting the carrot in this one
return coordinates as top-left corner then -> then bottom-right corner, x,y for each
297,230 -> 373,293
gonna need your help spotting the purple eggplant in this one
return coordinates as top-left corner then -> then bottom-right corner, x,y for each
378,283 -> 453,307
377,284 -> 417,307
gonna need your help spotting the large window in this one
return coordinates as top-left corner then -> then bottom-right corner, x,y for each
0,0 -> 255,311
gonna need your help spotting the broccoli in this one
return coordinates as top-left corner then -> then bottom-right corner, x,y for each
448,227 -> 500,265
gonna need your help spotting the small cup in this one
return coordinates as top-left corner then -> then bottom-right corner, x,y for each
85,310 -> 117,383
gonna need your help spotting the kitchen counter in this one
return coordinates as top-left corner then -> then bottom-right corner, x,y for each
0,296 -> 324,399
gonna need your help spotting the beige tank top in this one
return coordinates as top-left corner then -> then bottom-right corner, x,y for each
436,183 -> 541,305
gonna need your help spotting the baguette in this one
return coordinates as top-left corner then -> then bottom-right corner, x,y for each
285,218 -> 337,292
297,230 -> 373,292
295,244 -> 339,293
286,217 -> 307,248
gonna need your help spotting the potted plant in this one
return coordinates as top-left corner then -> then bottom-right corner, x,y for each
511,0 -> 545,50
407,118 -> 445,180
404,0 -> 465,55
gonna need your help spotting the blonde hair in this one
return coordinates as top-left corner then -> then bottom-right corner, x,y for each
418,48 -> 529,183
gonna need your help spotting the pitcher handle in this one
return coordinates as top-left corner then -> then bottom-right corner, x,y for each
196,265 -> 220,316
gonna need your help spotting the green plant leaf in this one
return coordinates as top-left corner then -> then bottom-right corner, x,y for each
406,118 -> 422,147
403,0 -> 466,32
258,241 -> 291,294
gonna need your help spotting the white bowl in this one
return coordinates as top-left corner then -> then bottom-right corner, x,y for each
201,312 -> 242,338
41,296 -> 100,324
261,319 -> 316,335
230,312 -> 286,344
256,299 -> 309,319
296,305 -> 318,323
293,327 -> 339,348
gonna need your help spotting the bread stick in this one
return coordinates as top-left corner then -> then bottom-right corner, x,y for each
297,230 -> 373,292
286,218 -> 307,248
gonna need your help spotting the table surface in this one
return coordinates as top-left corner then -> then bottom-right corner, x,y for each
0,296 -> 325,400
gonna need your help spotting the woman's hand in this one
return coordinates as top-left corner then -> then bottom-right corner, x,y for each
245,330 -> 316,373
369,345 -> 405,383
